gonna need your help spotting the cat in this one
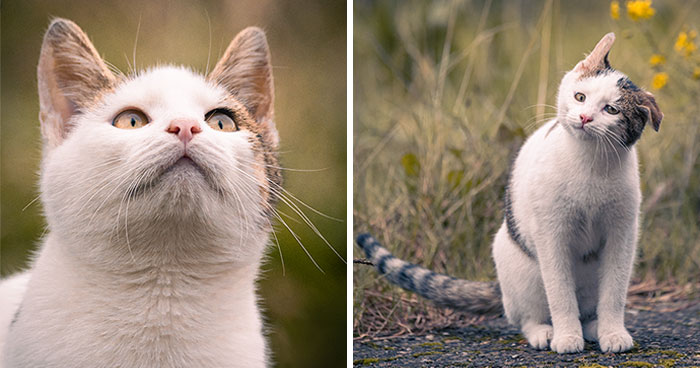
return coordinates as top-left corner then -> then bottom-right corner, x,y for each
0,18 -> 281,367
356,32 -> 663,354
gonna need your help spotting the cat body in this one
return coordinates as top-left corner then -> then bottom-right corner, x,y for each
357,33 -> 662,354
1,19 -> 279,367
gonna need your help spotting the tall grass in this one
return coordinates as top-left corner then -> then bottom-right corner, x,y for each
354,0 -> 699,336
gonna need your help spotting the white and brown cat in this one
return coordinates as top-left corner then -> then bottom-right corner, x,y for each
357,33 -> 662,354
0,18 -> 281,367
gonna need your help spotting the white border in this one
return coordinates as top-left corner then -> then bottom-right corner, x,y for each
346,0 -> 354,366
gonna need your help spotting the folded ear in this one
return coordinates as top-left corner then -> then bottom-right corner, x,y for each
38,18 -> 116,149
639,91 -> 663,132
574,32 -> 615,74
208,27 -> 274,122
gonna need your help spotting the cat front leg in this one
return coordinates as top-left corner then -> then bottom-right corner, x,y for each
535,234 -> 584,353
596,221 -> 637,353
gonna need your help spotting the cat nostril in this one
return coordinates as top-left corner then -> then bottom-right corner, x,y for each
579,114 -> 593,125
167,119 -> 201,144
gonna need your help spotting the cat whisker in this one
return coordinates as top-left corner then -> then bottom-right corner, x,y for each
103,59 -> 125,78
268,215 -> 285,276
204,9 -> 212,76
227,163 -> 345,266
272,210 -> 325,273
22,195 -> 42,212
120,167 -> 152,263
132,15 -> 142,75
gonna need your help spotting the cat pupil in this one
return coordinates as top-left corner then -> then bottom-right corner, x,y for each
130,117 -> 136,127
218,120 -> 224,130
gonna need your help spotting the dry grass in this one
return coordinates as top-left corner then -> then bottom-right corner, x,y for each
354,0 -> 700,337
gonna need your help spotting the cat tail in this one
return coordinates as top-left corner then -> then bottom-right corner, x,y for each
356,233 -> 503,315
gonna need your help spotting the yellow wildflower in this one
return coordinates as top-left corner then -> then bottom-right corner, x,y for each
693,67 -> 700,80
675,32 -> 688,51
626,0 -> 655,21
675,30 -> 698,57
648,54 -> 665,67
651,72 -> 668,90
611,1 -> 620,19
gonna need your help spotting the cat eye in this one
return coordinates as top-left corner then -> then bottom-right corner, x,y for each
112,109 -> 149,129
604,105 -> 620,115
574,92 -> 586,102
205,109 -> 238,132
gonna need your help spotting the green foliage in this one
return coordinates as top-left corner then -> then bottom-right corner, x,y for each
354,0 -> 700,335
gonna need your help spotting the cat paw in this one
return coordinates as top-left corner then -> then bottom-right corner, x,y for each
524,324 -> 553,350
599,329 -> 633,352
550,334 -> 584,353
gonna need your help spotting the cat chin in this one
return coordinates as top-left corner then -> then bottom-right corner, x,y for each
560,122 -> 601,142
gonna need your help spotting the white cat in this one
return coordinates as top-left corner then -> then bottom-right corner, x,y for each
0,18 -> 281,367
357,33 -> 663,354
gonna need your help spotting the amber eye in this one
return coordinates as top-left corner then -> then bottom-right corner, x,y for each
604,105 -> 619,114
112,109 -> 149,129
205,109 -> 237,132
574,92 -> 586,102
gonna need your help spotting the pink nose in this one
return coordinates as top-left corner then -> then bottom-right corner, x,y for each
167,119 -> 202,144
579,114 -> 593,125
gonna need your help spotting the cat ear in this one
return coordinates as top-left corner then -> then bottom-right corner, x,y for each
208,27 -> 274,121
38,18 -> 116,149
574,32 -> 615,73
638,91 -> 663,132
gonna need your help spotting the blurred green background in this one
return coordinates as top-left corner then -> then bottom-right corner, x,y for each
354,0 -> 699,336
1,1 -> 346,367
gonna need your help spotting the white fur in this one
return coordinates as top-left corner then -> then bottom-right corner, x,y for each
1,67 -> 271,367
492,67 -> 641,353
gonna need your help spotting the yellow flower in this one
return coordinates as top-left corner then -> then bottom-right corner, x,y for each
651,72 -> 668,90
675,31 -> 688,51
611,1 -> 620,19
626,0 -> 655,21
675,30 -> 698,57
648,54 -> 665,67
693,67 -> 700,80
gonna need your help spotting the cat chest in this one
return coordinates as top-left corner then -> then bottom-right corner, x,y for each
522,175 -> 637,261
10,267 -> 264,367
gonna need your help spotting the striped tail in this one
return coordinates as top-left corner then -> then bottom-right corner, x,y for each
356,233 -> 503,315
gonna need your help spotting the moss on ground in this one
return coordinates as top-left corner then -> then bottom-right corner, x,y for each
418,341 -> 443,348
412,351 -> 441,358
619,361 -> 654,367
352,355 -> 400,366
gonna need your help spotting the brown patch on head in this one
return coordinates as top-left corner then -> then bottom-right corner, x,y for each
38,18 -> 117,149
575,32 -> 616,79
614,78 -> 663,146
213,37 -> 280,218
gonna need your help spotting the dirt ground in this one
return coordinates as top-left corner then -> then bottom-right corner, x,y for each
353,300 -> 700,367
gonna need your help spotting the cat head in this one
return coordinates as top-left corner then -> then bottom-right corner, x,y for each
37,18 -> 281,260
557,32 -> 663,147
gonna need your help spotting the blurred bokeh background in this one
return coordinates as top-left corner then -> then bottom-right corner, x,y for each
354,0 -> 699,337
1,1 -> 346,367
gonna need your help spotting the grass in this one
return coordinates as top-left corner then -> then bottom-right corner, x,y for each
354,0 -> 700,337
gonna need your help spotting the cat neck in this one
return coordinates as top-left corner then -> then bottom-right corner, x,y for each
44,214 -> 269,280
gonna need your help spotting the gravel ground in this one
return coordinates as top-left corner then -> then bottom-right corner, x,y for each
353,301 -> 700,367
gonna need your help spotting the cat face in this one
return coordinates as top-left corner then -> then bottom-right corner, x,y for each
556,33 -> 662,147
37,19 -> 280,259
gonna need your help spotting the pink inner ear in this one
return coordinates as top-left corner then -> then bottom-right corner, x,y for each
576,33 -> 615,72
